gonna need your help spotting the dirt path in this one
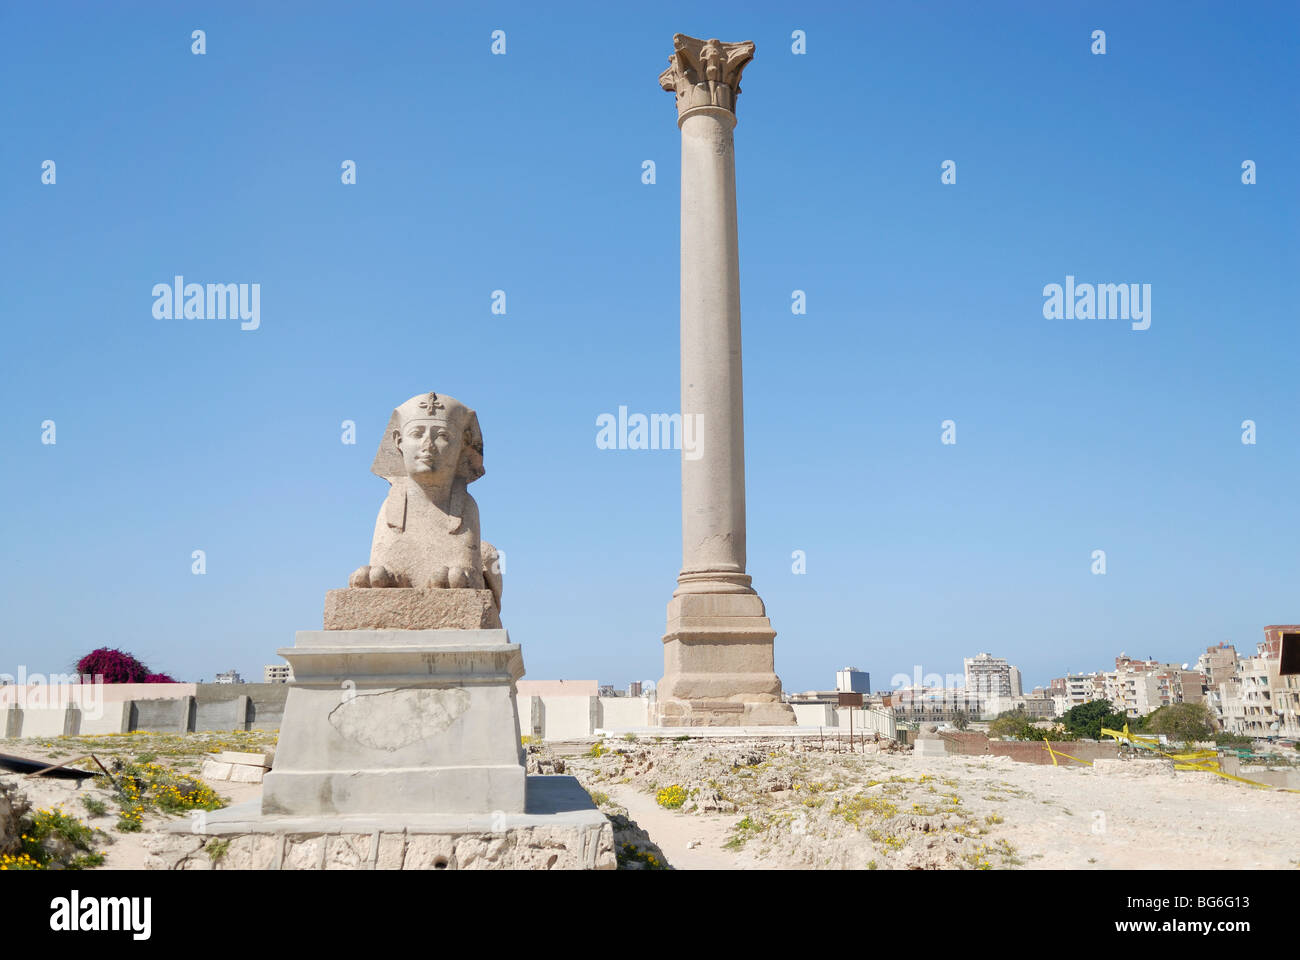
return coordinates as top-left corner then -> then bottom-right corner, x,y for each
602,781 -> 763,870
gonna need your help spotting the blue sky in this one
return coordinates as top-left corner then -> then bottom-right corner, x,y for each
1,2 -> 1296,692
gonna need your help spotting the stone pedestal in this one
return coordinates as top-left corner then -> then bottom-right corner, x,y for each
912,724 -> 949,758
262,627 -> 526,817
657,593 -> 793,725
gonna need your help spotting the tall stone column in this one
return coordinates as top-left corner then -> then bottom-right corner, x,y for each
656,34 -> 795,726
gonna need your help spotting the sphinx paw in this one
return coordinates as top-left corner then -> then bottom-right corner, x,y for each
446,566 -> 471,588
349,566 -> 372,588
369,565 -> 398,588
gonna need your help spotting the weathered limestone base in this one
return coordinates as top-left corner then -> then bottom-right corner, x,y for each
912,739 -> 949,758
658,593 -> 796,726
262,628 -> 526,816
151,778 -> 614,870
323,588 -> 501,631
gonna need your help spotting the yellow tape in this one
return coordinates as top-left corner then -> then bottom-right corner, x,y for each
1041,740 -> 1092,766
1091,725 -> 1298,791
1101,725 -> 1159,747
1166,750 -> 1218,761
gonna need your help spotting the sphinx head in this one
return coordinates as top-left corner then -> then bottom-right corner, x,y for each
372,392 -> 484,488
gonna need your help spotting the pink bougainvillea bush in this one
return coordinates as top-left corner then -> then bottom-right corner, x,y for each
74,648 -> 176,684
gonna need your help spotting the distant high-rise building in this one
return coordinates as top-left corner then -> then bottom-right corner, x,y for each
627,681 -> 643,697
214,669 -> 244,685
963,653 -> 1019,698
835,667 -> 871,695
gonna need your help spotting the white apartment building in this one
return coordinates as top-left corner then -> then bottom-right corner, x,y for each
1197,643 -> 1239,728
1107,656 -> 1186,719
1133,669 -> 1206,717
964,653 -> 1018,698
1277,671 -> 1300,740
888,686 -> 983,723
264,664 -> 293,684
1223,655 -> 1279,738
1066,673 -> 1100,706
1217,627 -> 1300,740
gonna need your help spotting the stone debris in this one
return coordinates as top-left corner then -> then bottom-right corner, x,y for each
0,782 -> 29,855
201,750 -> 273,784
1091,759 -> 1176,778
526,754 -> 566,776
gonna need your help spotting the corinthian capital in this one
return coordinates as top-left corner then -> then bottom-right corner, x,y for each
658,33 -> 755,120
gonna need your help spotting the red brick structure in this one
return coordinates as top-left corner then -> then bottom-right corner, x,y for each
938,731 -> 1120,765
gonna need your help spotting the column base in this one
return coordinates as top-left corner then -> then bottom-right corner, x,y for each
656,592 -> 795,727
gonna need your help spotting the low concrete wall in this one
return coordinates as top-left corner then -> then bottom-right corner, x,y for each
13,706 -> 74,738
788,704 -> 897,739
834,707 -> 897,740
195,683 -> 288,731
129,697 -> 195,733
0,683 -> 197,708
245,685 -> 289,730
792,703 -> 835,727
194,694 -> 250,732
516,680 -> 599,699
535,696 -> 597,740
1218,755 -> 1300,788
517,695 -> 541,739
77,701 -> 132,736
597,697 -> 650,730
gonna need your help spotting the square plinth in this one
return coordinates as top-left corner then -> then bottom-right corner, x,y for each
323,588 -> 501,630
261,628 -> 526,817
657,592 -> 796,726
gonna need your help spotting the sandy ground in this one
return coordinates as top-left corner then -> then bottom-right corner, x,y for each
5,732 -> 1298,870
561,738 -> 1300,870
601,779 -> 763,870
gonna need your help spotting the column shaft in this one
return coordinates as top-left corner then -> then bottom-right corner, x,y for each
677,107 -> 749,595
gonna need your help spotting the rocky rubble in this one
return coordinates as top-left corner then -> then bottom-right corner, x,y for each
561,737 -> 1025,870
0,782 -> 28,855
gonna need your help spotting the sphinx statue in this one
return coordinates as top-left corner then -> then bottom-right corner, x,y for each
263,391 -> 534,822
348,392 -> 503,610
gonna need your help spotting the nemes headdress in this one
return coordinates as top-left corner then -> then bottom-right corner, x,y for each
369,392 -> 485,483
370,392 -> 485,534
